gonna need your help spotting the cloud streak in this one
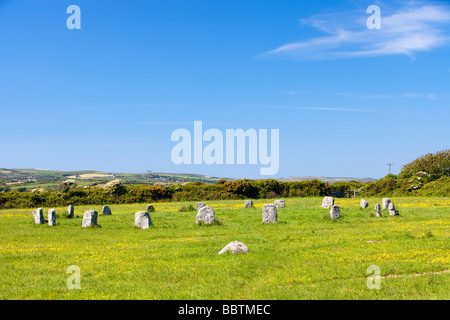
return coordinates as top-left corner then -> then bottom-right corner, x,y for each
263,2 -> 450,60
248,104 -> 373,113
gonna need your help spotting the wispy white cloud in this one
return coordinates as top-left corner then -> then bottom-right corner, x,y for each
138,121 -> 233,125
333,92 -> 443,100
248,104 -> 373,112
281,90 -> 308,95
263,2 -> 450,60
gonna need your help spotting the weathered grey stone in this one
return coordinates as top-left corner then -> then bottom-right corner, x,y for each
218,241 -> 249,255
322,197 -> 334,209
102,205 -> 111,215
375,204 -> 382,217
330,205 -> 340,220
262,204 -> 277,224
196,206 -> 215,225
197,202 -> 206,210
82,210 -> 98,227
146,205 -> 155,212
388,203 -> 397,216
135,211 -> 153,229
244,200 -> 253,209
274,199 -> 285,208
33,208 -> 45,224
382,198 -> 391,209
48,209 -> 56,226
67,205 -> 74,218
360,199 -> 369,208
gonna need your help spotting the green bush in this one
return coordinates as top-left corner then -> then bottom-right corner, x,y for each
399,149 -> 450,180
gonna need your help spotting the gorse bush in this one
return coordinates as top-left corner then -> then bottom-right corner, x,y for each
399,149 -> 450,180
0,179 -> 330,209
178,204 -> 196,212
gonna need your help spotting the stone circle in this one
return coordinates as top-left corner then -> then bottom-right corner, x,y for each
375,204 -> 382,217
218,241 -> 249,254
262,204 -> 277,224
48,209 -> 56,227
244,200 -> 253,209
360,199 -> 369,208
388,203 -> 397,216
382,198 -> 391,209
274,199 -> 285,208
33,208 -> 45,224
82,210 -> 98,227
196,206 -> 215,225
135,211 -> 153,229
330,205 -> 340,219
197,202 -> 206,210
67,205 -> 74,218
102,205 -> 112,215
322,197 -> 334,209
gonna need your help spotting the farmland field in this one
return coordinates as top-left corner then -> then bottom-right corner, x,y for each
0,197 -> 448,300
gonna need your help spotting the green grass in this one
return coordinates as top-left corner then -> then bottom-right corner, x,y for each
0,197 -> 448,300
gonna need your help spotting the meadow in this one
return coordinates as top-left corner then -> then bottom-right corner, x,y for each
0,197 -> 448,300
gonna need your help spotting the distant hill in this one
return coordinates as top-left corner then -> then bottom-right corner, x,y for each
279,176 -> 377,183
0,168 -> 377,192
0,168 -> 225,192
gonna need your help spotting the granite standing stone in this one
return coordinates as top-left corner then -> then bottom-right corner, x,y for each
274,199 -> 285,208
146,205 -> 155,212
67,205 -> 74,218
197,202 -> 206,210
135,211 -> 153,229
322,197 -> 334,209
82,210 -> 98,227
218,241 -> 249,254
262,204 -> 277,224
196,206 -> 215,225
375,204 -> 382,217
48,209 -> 56,226
388,203 -> 397,216
244,200 -> 253,209
382,198 -> 391,209
102,205 -> 112,215
360,199 -> 369,208
330,205 -> 340,220
33,208 -> 45,224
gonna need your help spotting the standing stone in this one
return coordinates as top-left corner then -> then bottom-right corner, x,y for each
102,205 -> 112,215
82,210 -> 98,227
196,206 -> 215,225
218,241 -> 249,255
67,205 -> 74,218
388,203 -> 397,216
382,198 -> 391,209
360,199 -> 369,208
33,208 -> 45,224
375,204 -> 382,217
48,209 -> 56,226
146,205 -> 155,212
244,200 -> 253,209
262,204 -> 277,224
197,202 -> 206,210
274,199 -> 285,208
135,211 -> 153,229
322,197 -> 334,209
330,205 -> 340,220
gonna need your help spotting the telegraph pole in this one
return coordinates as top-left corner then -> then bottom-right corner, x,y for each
386,163 -> 393,175
147,170 -> 152,186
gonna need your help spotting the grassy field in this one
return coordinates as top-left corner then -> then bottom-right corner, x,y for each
0,197 -> 448,300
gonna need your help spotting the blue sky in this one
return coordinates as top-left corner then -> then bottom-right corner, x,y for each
0,0 -> 449,179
